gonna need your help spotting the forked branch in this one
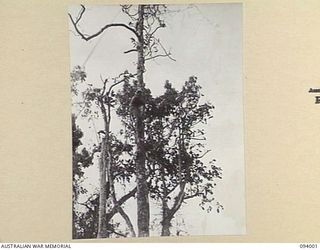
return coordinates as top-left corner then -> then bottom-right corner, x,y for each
68,5 -> 139,41
145,39 -> 176,62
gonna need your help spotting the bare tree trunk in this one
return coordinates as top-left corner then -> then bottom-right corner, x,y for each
135,108 -> 149,237
97,98 -> 111,238
161,218 -> 171,236
161,160 -> 170,236
137,5 -> 145,89
97,138 -> 108,238
135,4 -> 150,237
99,97 -> 137,238
160,183 -> 186,237
106,100 -> 136,237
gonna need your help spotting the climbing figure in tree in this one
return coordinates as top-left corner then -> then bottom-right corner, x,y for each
130,89 -> 145,117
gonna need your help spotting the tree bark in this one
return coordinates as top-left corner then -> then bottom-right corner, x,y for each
105,187 -> 137,237
161,218 -> 171,236
97,98 -> 111,238
160,183 -> 186,237
135,4 -> 150,237
161,160 -> 170,236
160,134 -> 187,236
161,194 -> 171,236
135,107 -> 149,237
137,5 -> 146,89
118,207 -> 136,237
97,138 -> 108,238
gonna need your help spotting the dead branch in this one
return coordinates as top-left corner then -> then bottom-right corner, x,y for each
75,5 -> 86,24
146,24 -> 163,44
124,49 -> 138,54
157,39 -> 176,61
68,5 -> 139,41
145,53 -> 176,62
145,38 -> 176,62
107,75 -> 132,95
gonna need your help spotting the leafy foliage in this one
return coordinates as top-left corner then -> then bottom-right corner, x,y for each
71,66 -> 87,95
116,76 -> 223,225
72,114 -> 93,197
72,114 -> 95,238
70,4 -> 224,238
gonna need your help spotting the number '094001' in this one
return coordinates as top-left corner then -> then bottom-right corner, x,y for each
300,244 -> 318,248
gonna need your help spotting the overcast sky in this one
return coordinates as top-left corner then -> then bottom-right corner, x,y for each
69,3 -> 245,236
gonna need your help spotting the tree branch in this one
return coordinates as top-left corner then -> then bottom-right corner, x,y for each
105,187 -> 137,224
184,186 -> 201,200
78,202 -> 93,211
99,76 -> 108,97
68,6 -> 139,41
101,72 -> 137,97
145,53 -> 176,62
107,78 -> 126,95
77,193 -> 99,211
167,183 -> 186,219
184,192 -> 200,200
157,39 -> 176,61
195,149 -> 211,159
118,207 -> 136,237
75,4 -> 86,25
190,137 -> 206,141
117,187 -> 137,206
145,24 -> 163,45
124,49 -> 138,54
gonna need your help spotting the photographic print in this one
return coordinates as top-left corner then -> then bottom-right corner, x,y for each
69,3 -> 245,239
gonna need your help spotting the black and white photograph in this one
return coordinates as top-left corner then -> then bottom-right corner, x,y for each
69,3 -> 245,239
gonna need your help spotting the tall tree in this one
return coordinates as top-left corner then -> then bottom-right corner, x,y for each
69,4 -> 172,237
144,78 -> 223,236
115,76 -> 223,236
133,5 -> 149,237
96,71 -> 137,238
71,66 -> 137,238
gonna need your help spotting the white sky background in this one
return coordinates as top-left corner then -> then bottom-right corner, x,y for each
69,3 -> 245,236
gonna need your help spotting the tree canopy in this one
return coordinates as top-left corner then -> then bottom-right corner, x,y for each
70,4 -> 223,238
